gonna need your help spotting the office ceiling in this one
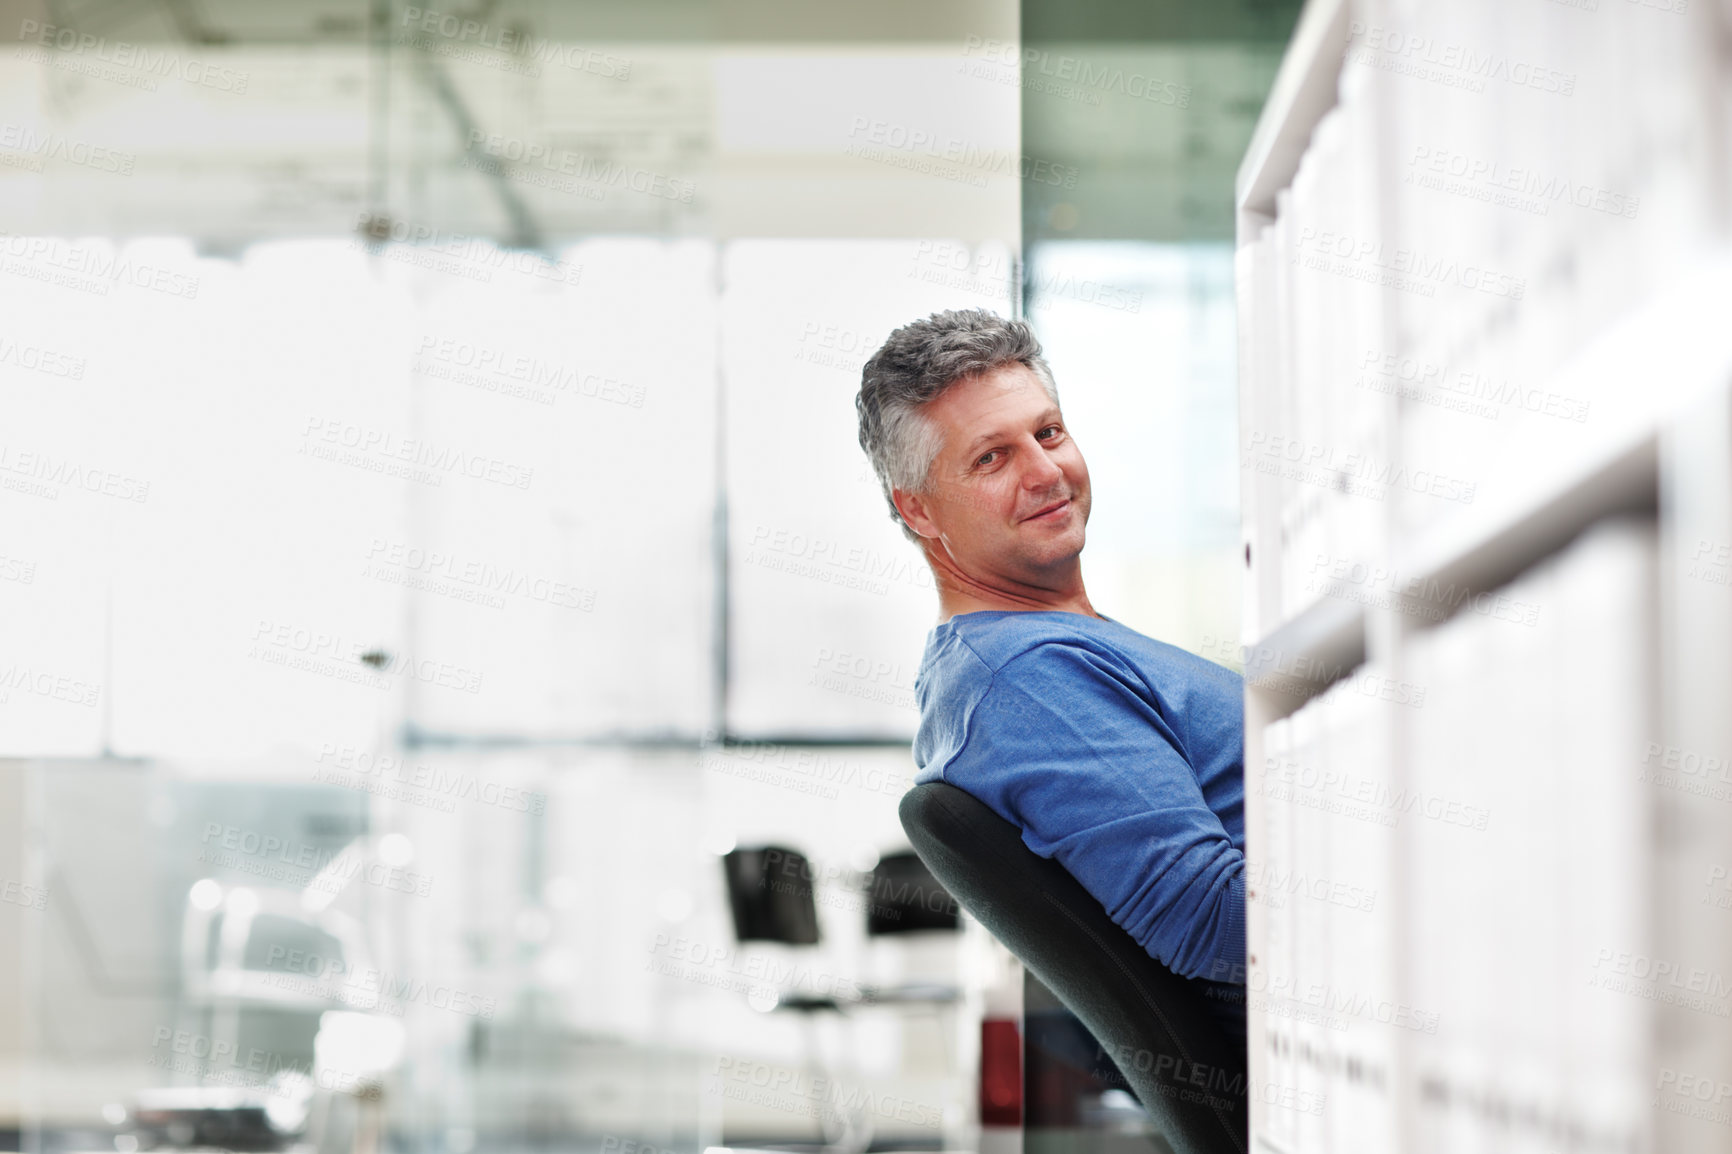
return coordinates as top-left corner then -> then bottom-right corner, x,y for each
0,0 -> 1294,245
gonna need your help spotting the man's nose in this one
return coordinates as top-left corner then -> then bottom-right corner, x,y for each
1021,438 -> 1064,486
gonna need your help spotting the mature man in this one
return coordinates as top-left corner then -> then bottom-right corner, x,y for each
854,307 -> 1248,1024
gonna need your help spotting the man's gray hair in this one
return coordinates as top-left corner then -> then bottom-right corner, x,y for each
855,308 -> 1058,544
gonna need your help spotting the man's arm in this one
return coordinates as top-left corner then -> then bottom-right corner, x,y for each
940,641 -> 1246,983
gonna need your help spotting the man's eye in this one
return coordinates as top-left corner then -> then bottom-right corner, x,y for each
1038,425 -> 1062,440
976,451 -> 997,467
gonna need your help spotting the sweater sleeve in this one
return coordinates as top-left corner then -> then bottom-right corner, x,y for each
940,640 -> 1246,983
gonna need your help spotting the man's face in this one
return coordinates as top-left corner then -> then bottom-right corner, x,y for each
895,361 -> 1091,583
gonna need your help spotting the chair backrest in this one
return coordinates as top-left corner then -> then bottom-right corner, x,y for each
865,850 -> 961,936
721,846 -> 820,944
899,781 -> 1248,1154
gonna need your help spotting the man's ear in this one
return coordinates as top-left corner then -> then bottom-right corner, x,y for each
892,487 -> 942,540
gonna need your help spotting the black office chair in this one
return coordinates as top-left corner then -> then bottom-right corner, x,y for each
723,845 -> 821,944
720,845 -> 871,1149
720,846 -> 839,1011
899,781 -> 1249,1154
864,850 -> 961,935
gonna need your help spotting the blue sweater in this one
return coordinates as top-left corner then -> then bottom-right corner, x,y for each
912,609 -> 1247,985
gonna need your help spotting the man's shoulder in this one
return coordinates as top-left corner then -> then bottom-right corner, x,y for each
914,615 -> 1092,781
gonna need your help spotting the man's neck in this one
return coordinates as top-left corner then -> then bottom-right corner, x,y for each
924,544 -> 1102,623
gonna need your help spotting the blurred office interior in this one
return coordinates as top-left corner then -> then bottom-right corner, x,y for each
0,1 -> 1300,1153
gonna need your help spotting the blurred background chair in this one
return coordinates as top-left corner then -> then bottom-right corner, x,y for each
720,845 -> 868,1151
723,846 -> 822,948
719,844 -> 971,1152
862,851 -> 959,936
899,780 -> 1248,1154
858,850 -> 964,1010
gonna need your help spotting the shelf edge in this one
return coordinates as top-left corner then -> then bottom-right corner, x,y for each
1235,0 -> 1351,218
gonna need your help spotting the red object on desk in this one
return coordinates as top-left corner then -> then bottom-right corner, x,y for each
979,1017 -> 1023,1126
